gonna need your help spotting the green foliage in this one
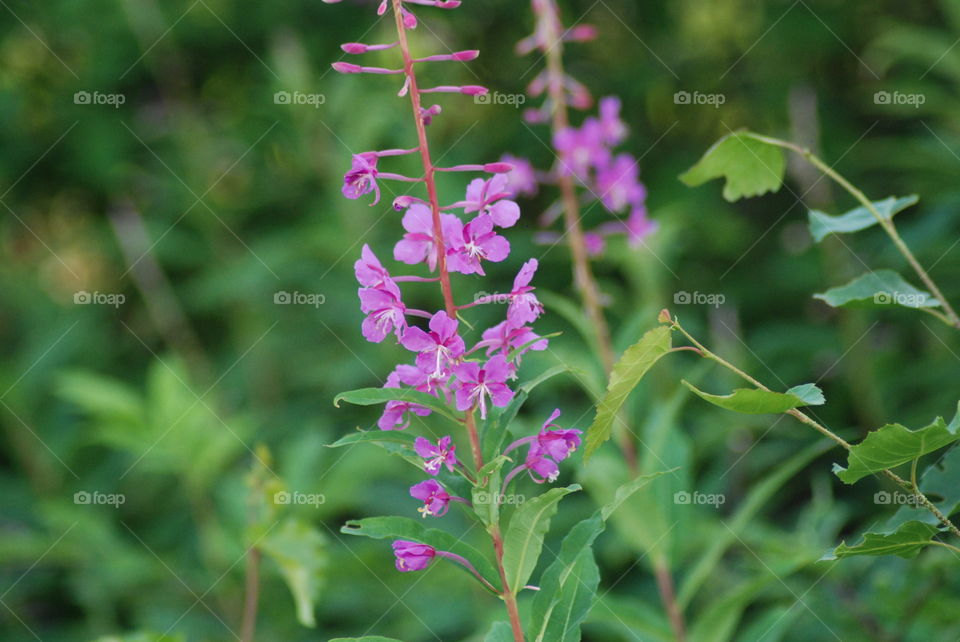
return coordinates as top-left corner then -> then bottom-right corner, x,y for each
584,326 -> 672,458
333,388 -> 459,422
681,380 -> 825,414
340,516 -> 500,590
807,195 -> 919,242
834,403 -> 960,483
259,518 -> 327,627
814,270 -> 940,310
502,485 -> 579,593
679,132 -> 785,201
824,521 -> 941,559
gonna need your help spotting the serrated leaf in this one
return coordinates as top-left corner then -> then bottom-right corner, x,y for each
887,445 -> 960,529
585,326 -> 673,459
813,270 -> 940,309
333,387 -> 457,421
808,195 -> 918,242
340,516 -> 499,589
679,132 -> 785,201
502,485 -> 579,593
681,380 -> 825,415
259,518 -> 327,628
823,520 -> 940,559
834,403 -> 960,483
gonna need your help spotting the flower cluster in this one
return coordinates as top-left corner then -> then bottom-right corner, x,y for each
328,0 -> 579,590
503,0 -> 655,256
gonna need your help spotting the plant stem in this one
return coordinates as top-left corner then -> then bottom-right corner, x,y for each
390,6 -> 519,637
746,133 -> 960,329
654,559 -> 687,642
672,320 -> 960,539
240,547 -> 261,642
536,0 -> 638,475
492,525 -> 526,642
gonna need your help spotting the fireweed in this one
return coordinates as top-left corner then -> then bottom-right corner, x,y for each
504,0 -> 655,382
321,0 -> 620,639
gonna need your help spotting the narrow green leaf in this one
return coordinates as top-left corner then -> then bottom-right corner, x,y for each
585,326 -> 673,459
679,132 -> 785,201
329,637 -> 405,642
472,455 -> 511,527
530,471 -> 670,641
502,485 -> 580,593
340,516 -> 499,588
681,380 -> 825,415
834,403 -> 960,483
823,520 -> 940,559
333,388 -> 457,421
814,270 -> 940,309
259,518 -> 327,628
808,195 -> 918,242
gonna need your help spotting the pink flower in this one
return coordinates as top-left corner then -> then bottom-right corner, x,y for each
410,479 -> 451,517
524,444 -> 560,483
452,355 -> 515,419
460,175 -> 521,228
535,408 -> 581,461
394,204 -> 461,271
507,259 -> 544,326
378,370 -> 432,430
499,154 -> 539,198
554,120 -> 609,179
446,214 -> 510,276
355,244 -> 395,291
392,540 -> 436,572
595,154 -> 645,213
400,311 -> 465,377
343,153 -> 381,203
475,321 -> 548,361
597,96 -> 628,146
358,287 -> 407,343
415,435 -> 458,475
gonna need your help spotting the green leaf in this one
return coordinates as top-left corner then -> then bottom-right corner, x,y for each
340,516 -> 499,589
887,445 -> 960,529
584,326 -> 673,459
679,132 -> 785,201
823,520 -> 941,559
502,485 -> 579,593
681,380 -> 824,415
808,195 -> 918,242
329,637 -> 405,642
530,471 -> 670,642
333,387 -> 457,421
483,622 -> 515,642
834,403 -> 960,483
813,269 -> 940,309
472,455 -> 511,527
259,518 -> 327,628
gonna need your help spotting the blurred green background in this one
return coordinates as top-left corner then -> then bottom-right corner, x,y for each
3,0 -> 960,639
